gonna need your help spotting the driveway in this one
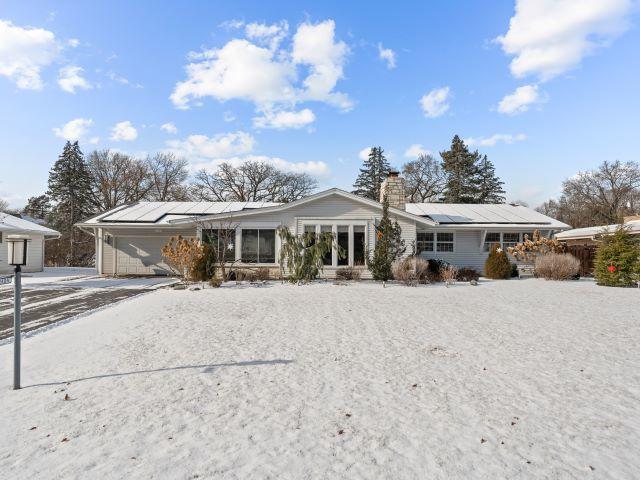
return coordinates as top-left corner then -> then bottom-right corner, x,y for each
0,268 -> 176,340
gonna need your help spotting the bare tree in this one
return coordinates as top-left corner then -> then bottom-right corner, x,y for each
402,154 -> 446,202
0,198 -> 8,212
146,152 -> 191,201
191,160 -> 317,202
87,150 -> 152,211
537,160 -> 640,228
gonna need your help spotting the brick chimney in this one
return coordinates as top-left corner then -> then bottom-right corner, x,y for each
380,170 -> 406,210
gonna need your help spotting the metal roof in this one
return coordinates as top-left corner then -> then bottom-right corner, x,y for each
405,203 -> 570,228
83,201 -> 282,224
555,220 -> 640,240
0,213 -> 60,236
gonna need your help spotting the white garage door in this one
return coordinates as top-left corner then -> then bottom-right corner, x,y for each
116,237 -> 173,275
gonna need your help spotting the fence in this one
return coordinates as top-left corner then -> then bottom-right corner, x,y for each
567,244 -> 597,276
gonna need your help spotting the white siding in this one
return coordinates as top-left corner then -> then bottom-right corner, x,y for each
0,234 -> 45,274
419,230 -> 488,273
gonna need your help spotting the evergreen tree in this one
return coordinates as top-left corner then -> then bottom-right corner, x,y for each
23,194 -> 52,219
367,196 -> 406,281
352,146 -> 391,200
476,155 -> 505,203
47,141 -> 96,265
440,135 -> 481,203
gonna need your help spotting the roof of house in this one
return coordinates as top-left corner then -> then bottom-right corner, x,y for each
555,220 -> 640,240
0,212 -> 60,237
405,203 -> 570,229
76,190 -> 568,230
80,201 -> 282,225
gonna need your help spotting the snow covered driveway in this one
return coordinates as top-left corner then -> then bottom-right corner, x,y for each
1,279 -> 639,479
0,268 -> 176,340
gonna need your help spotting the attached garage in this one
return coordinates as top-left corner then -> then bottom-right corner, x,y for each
115,236 -> 173,275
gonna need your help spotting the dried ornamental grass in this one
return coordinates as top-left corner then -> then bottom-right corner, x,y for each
534,253 -> 580,280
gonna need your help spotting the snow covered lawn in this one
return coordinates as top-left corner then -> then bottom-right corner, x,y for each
1,279 -> 639,479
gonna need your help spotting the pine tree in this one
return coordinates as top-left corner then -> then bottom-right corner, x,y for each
47,141 -> 96,265
440,135 -> 481,203
476,155 -> 505,203
367,196 -> 406,281
352,146 -> 391,200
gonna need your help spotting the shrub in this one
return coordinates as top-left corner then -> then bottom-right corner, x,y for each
392,257 -> 418,286
594,227 -> 640,287
441,264 -> 458,286
507,230 -> 564,261
456,267 -> 480,282
161,235 -> 204,282
335,266 -> 361,281
484,244 -> 512,279
534,253 -> 581,280
208,277 -> 222,288
367,196 -> 406,281
510,263 -> 519,278
423,258 -> 450,282
278,226 -> 342,283
414,257 -> 431,283
191,244 -> 217,281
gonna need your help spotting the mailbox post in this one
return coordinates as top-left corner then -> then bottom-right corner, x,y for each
7,235 -> 29,390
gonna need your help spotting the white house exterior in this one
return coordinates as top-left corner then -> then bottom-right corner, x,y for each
77,175 -> 570,277
0,213 -> 60,274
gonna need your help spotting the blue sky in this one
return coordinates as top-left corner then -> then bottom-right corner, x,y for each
1,0 -> 639,208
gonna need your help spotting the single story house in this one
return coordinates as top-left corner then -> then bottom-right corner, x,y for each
76,173 -> 570,277
0,213 -> 60,274
555,216 -> 640,246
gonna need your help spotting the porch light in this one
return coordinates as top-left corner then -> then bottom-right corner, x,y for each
7,234 -> 30,266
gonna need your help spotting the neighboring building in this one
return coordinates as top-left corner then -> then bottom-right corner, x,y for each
0,213 -> 60,274
555,216 -> 640,246
76,174 -> 570,277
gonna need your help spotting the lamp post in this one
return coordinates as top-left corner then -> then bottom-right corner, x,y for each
7,235 -> 29,390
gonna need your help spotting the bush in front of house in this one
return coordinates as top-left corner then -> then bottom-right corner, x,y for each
484,244 -> 512,279
392,257 -> 418,285
594,227 -> 640,287
192,243 -> 217,282
336,266 -> 361,281
368,196 -> 406,281
456,267 -> 480,282
534,253 -> 581,280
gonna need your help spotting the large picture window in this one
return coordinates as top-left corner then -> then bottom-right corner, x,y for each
337,226 -> 349,266
241,229 -> 275,263
353,225 -> 365,266
202,229 -> 236,261
483,232 -> 536,251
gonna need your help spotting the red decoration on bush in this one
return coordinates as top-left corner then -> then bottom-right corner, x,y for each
607,265 -> 616,273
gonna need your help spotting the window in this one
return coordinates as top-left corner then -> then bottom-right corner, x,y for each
522,232 -> 534,242
320,225 -> 333,265
353,226 -> 365,266
337,226 -> 349,266
436,232 -> 454,252
484,232 -> 501,251
0,232 -> 3,243
502,232 -> 520,249
416,232 -> 434,254
241,229 -> 275,263
202,229 -> 236,261
484,232 -> 531,251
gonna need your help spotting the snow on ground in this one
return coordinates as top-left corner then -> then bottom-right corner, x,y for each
0,267 -> 177,290
0,279 -> 639,479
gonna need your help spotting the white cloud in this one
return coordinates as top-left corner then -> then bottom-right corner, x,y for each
497,84 -> 543,115
496,0 -> 634,81
107,71 -> 142,88
52,118 -> 93,141
110,121 -> 138,141
160,122 -> 178,134
0,19 -> 60,89
223,111 -> 236,122
359,147 -> 372,161
404,144 -> 432,158
166,131 -> 256,159
171,19 -> 352,124
420,87 -> 451,118
67,38 -> 80,48
465,133 -> 527,147
253,108 -> 315,130
57,65 -> 92,93
245,21 -> 289,50
193,155 -> 330,177
377,43 -> 396,69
